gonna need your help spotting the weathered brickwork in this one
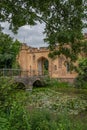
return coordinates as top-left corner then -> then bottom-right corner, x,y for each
17,44 -> 77,81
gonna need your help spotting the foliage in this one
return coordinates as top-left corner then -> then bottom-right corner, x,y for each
30,109 -> 58,130
81,40 -> 87,56
44,0 -> 87,65
0,0 -> 40,32
0,112 -> 9,130
0,77 -> 87,130
29,108 -> 87,130
28,86 -> 87,115
0,77 -> 31,130
0,0 -> 87,62
43,76 -> 70,88
28,85 -> 87,129
9,102 -> 30,130
75,58 -> 87,88
0,29 -> 21,68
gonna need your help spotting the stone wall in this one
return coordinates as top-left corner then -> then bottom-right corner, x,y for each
17,44 -> 77,79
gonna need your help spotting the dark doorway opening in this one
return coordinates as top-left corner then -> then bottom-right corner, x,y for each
33,80 -> 45,87
38,57 -> 49,75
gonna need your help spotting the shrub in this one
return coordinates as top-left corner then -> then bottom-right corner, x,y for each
0,111 -> 9,130
9,103 -> 30,130
75,58 -> 87,89
29,109 -> 86,130
0,77 -> 30,130
44,76 -> 70,88
30,109 -> 58,130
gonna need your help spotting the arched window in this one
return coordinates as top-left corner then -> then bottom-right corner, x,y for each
58,57 -> 62,68
30,65 -> 31,72
33,55 -> 35,61
54,65 -> 57,70
66,63 -> 70,72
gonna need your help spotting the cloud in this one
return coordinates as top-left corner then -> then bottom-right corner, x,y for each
2,21 -> 86,48
1,22 -> 48,47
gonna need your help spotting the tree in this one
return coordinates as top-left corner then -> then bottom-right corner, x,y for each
0,0 -> 40,33
0,28 -> 21,68
43,0 -> 87,62
0,0 -> 87,65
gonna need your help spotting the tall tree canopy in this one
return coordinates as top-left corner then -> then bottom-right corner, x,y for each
0,27 -> 21,68
0,0 -> 87,65
43,0 -> 87,64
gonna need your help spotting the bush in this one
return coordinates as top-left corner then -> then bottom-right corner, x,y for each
30,109 -> 58,130
29,109 -> 86,130
9,103 -> 30,130
0,77 -> 86,130
75,58 -> 87,89
0,77 -> 31,130
0,111 -> 9,130
44,76 -> 70,88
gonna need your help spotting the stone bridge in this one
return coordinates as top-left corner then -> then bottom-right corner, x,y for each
0,69 -> 48,90
14,75 -> 47,90
0,69 -> 75,90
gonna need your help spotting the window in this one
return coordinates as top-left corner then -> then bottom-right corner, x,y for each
58,57 -> 62,68
30,65 -> 31,72
33,55 -> 35,61
54,65 -> 57,70
66,63 -> 70,72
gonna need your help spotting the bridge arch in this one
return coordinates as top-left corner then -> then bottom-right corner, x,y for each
33,79 -> 42,87
37,56 -> 49,75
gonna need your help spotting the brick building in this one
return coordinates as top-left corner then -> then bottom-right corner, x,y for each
17,44 -> 77,82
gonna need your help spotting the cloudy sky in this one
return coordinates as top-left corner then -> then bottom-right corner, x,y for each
1,22 -> 87,48
1,22 -> 48,47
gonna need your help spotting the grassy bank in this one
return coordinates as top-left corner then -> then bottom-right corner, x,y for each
0,77 -> 87,130
25,83 -> 87,129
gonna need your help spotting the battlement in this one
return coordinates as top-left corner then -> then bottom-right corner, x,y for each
21,43 -> 49,53
21,33 -> 87,52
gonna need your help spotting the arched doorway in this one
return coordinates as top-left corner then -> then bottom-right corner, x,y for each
37,57 -> 49,75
